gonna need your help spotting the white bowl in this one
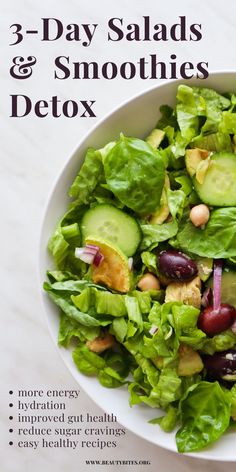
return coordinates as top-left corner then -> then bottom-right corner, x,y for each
39,72 -> 236,461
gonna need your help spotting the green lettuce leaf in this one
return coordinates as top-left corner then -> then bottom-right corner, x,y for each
71,287 -> 126,318
103,135 -> 165,214
73,345 -> 106,375
176,381 -> 231,452
69,148 -> 104,201
48,207 -> 85,270
197,87 -> 231,134
135,353 -> 159,388
175,207 -> 236,258
125,295 -> 143,335
97,291 -> 126,317
149,405 -> 178,432
176,85 -> 200,141
156,105 -> 178,130
167,189 -> 186,220
129,362 -> 181,409
98,367 -> 126,388
190,131 -> 232,152
47,270 -> 79,282
140,220 -> 178,250
45,279 -> 105,293
157,125 -> 186,169
130,290 -> 152,314
73,345 -> 129,387
125,302 -> 206,412
201,329 -> 236,354
173,173 -> 193,196
110,317 -> 128,343
219,111 -> 236,134
48,224 -> 69,268
58,313 -> 100,347
155,367 -> 182,406
141,251 -> 158,274
176,85 -> 230,141
147,302 -> 204,358
231,384 -> 236,420
44,283 -> 100,327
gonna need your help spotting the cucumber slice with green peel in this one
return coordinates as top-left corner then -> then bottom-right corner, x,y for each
194,152 -> 236,206
208,269 -> 236,308
81,204 -> 141,257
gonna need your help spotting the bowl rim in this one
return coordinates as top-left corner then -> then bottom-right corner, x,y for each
39,68 -> 236,238
38,70 -> 236,462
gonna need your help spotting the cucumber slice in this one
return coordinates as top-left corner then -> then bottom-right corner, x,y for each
81,204 -> 141,257
208,269 -> 236,308
194,152 -> 236,206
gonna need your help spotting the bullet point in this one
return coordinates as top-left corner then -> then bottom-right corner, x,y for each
9,391 -> 13,395
9,416 -> 13,420
9,429 -> 13,433
9,441 -> 13,446
9,403 -> 13,407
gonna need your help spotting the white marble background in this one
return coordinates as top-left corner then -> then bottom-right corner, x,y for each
1,0 -> 236,471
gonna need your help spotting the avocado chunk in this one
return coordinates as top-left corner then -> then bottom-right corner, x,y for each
150,174 -> 170,224
86,237 -> 130,293
146,129 -> 165,149
185,148 -> 209,177
195,157 -> 211,184
165,276 -> 201,309
178,344 -> 204,376
196,257 -> 213,282
150,205 -> 169,225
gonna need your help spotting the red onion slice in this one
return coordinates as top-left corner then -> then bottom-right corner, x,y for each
75,247 -> 97,264
75,245 -> 105,267
85,244 -> 100,253
213,259 -> 223,312
93,251 -> 104,267
75,247 -> 84,258
128,258 -> 133,270
149,324 -> 158,335
201,287 -> 213,308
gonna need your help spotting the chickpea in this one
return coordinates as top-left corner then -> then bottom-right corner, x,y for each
138,273 -> 160,291
190,204 -> 210,227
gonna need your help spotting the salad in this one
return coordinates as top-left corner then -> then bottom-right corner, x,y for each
44,84 -> 236,453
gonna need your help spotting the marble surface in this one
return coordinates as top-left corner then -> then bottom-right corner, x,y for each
1,0 -> 236,470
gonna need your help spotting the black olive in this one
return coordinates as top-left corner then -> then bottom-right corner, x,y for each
203,349 -> 236,382
158,250 -> 198,281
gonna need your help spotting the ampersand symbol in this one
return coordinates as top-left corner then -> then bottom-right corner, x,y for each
10,56 -> 37,79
